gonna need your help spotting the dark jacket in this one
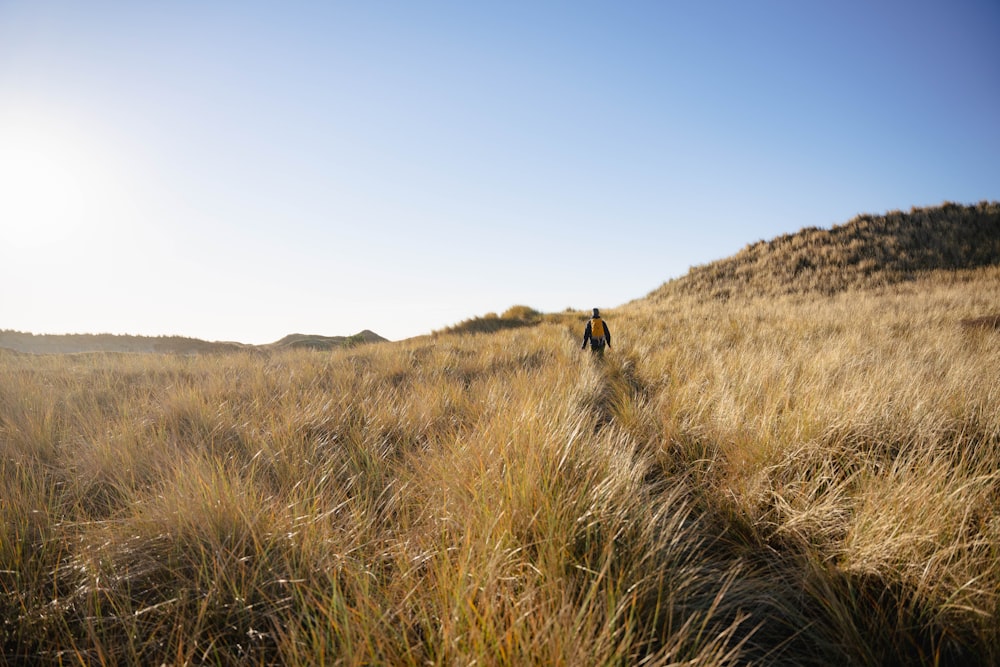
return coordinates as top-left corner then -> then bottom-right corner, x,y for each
581,318 -> 611,350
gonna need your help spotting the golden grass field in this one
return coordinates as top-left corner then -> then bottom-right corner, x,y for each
3,206 -> 1000,665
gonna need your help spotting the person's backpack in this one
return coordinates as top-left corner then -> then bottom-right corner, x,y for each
591,317 -> 605,339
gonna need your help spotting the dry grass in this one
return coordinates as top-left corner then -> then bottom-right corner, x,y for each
651,201 -> 1000,301
620,264 -> 1000,664
3,262 -> 1000,664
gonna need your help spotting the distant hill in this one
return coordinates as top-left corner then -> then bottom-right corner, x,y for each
0,331 -> 248,355
266,330 -> 388,350
438,305 -> 543,336
649,201 -> 1000,301
0,329 -> 387,355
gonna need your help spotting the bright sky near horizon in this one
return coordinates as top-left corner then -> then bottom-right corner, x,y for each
2,2 -> 998,343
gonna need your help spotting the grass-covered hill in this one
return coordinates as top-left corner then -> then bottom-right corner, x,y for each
0,331 -> 248,355
650,200 -> 1000,301
266,330 -> 388,350
3,202 -> 1000,665
0,329 -> 387,355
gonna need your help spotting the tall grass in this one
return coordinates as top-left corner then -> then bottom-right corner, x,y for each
3,266 -> 1000,664
620,265 -> 1000,663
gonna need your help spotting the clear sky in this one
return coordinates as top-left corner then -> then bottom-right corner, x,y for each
2,1 -> 998,343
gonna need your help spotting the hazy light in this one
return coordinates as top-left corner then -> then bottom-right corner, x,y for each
0,108 -> 131,250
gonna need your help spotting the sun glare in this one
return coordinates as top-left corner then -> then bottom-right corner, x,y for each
0,111 -> 129,250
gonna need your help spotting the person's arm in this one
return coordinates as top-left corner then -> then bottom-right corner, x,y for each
605,321 -> 611,348
581,321 -> 592,349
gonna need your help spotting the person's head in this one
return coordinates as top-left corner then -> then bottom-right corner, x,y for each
593,308 -> 600,318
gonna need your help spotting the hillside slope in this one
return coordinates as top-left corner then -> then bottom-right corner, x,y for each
649,201 -> 1000,301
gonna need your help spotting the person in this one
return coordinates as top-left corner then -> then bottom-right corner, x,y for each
581,308 -> 612,355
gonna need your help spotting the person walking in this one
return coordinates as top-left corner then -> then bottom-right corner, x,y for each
581,308 -> 611,355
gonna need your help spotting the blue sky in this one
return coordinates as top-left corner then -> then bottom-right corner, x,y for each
2,1 -> 998,342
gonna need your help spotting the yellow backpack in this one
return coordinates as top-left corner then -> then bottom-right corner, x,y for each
591,317 -> 605,338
